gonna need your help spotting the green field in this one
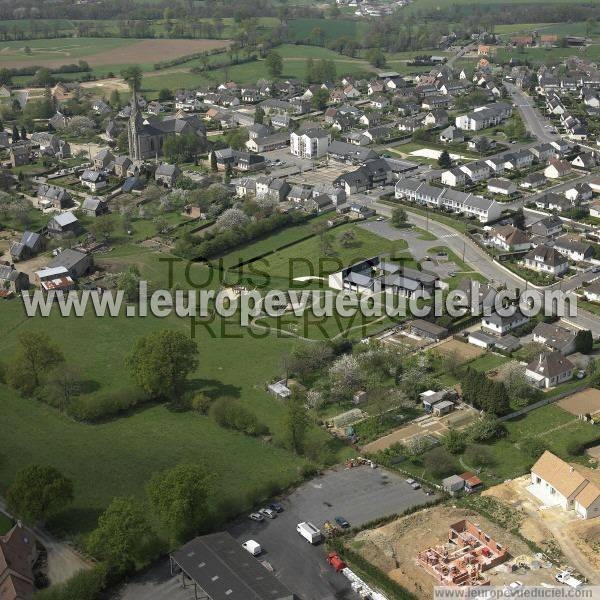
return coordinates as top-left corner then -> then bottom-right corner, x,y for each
0,244 -> 354,536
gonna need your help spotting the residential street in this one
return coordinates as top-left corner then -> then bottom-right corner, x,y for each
504,82 -> 559,144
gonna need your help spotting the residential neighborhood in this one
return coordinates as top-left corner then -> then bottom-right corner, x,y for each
0,3 -> 600,600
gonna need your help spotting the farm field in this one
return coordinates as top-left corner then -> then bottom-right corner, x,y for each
0,37 -> 230,69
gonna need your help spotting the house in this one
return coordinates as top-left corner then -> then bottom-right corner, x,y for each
522,244 -> 569,275
93,148 -> 114,170
487,177 -> 517,196
48,248 -> 93,279
489,225 -> 530,251
155,163 -> 181,188
290,128 -> 330,159
47,212 -> 80,236
245,132 -> 289,153
114,155 -> 133,178
520,172 -> 546,189
484,157 -> 505,174
234,177 -> 256,198
565,183 -> 593,203
327,141 -> 378,164
255,176 -> 291,203
455,102 -> 512,131
37,184 -> 71,210
0,521 -> 37,600
481,309 -> 529,336
288,185 -> 313,205
544,158 -> 572,179
441,168 -> 467,188
30,132 -> 70,158
409,319 -> 449,341
9,142 -> 31,167
439,126 -> 464,143
530,215 -> 563,238
334,159 -> 393,195
571,152 -> 596,170
526,351 -> 573,388
460,160 -> 491,182
423,109 -> 448,127
530,143 -> 555,163
329,256 -> 439,298
590,201 -> 600,219
530,451 -> 600,519
503,150 -> 534,170
583,281 -> 600,302
0,264 -> 30,293
535,192 -> 571,213
80,169 -> 107,192
81,196 -> 109,217
532,322 -> 577,355
10,231 -> 44,262
91,99 -> 110,114
554,235 -> 595,262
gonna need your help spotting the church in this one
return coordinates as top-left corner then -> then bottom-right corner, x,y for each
127,92 -> 207,160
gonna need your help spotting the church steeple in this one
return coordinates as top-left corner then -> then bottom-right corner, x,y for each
127,90 -> 143,161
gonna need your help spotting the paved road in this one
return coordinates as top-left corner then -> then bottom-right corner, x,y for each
504,82 -> 558,144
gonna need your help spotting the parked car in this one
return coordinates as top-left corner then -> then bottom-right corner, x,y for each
334,516 -> 350,529
411,482 -> 421,490
249,512 -> 264,522
268,502 -> 283,513
259,507 -> 277,519
405,478 -> 415,485
242,540 -> 262,556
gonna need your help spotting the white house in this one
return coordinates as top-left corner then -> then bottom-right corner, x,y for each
487,177 -> 517,196
530,451 -> 600,519
441,168 -> 467,187
79,169 -> 107,192
522,244 -> 569,275
481,309 -> 529,336
583,281 -> 600,302
489,225 -> 530,251
290,128 -> 330,159
544,158 -> 571,179
526,351 -> 573,388
455,102 -> 512,131
554,235 -> 595,262
460,160 -> 491,182
590,201 -> 600,219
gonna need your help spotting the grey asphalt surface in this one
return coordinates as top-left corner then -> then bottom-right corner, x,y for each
116,466 -> 437,600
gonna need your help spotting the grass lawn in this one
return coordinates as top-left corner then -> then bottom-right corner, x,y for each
0,245 -> 354,537
468,352 -> 511,373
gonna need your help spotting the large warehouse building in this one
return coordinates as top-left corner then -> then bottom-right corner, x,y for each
169,532 -> 294,600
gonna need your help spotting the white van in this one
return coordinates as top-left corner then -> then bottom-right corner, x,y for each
242,540 -> 262,556
296,522 -> 322,544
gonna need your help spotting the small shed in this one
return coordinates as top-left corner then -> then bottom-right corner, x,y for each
432,399 -> 455,416
268,380 -> 291,399
443,474 -> 465,494
353,390 -> 368,405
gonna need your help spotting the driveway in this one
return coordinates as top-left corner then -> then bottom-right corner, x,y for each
358,220 -> 441,261
116,466 -> 437,600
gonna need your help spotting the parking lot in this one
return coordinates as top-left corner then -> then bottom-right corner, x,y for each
117,466 -> 437,600
227,465 -> 437,600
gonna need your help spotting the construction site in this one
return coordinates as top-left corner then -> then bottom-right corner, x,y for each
416,519 -> 508,586
352,505 -> 558,598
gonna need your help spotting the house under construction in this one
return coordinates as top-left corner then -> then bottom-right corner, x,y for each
416,519 -> 509,586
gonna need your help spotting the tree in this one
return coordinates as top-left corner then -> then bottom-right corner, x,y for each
7,464 -> 73,525
423,447 -> 457,478
210,150 -> 218,172
216,207 -> 249,230
45,364 -> 83,413
441,429 -> 466,454
466,414 -> 505,443
575,329 -> 593,354
148,463 -> 211,541
117,266 -> 141,302
126,330 -> 199,401
438,149 -> 452,168
391,207 -> 408,227
463,444 -> 495,469
254,105 -> 265,125
283,394 -> 310,454
11,124 -> 19,142
265,51 -> 283,78
109,89 -> 121,108
158,88 -> 173,102
339,229 -> 356,248
473,136 -> 491,155
87,497 -> 155,573
329,354 -> 363,402
163,133 -> 203,164
366,48 -> 387,68
90,214 -> 116,242
6,332 -> 65,396
311,88 -> 330,110
121,66 -> 143,93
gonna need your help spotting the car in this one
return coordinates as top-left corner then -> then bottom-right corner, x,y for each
376,216 -> 385,221
334,516 -> 350,529
249,512 -> 264,522
242,540 -> 262,556
411,482 -> 421,490
259,507 -> 276,519
405,478 -> 415,485
268,502 -> 283,513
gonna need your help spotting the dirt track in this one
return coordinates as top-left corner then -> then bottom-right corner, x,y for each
1,39 -> 230,69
